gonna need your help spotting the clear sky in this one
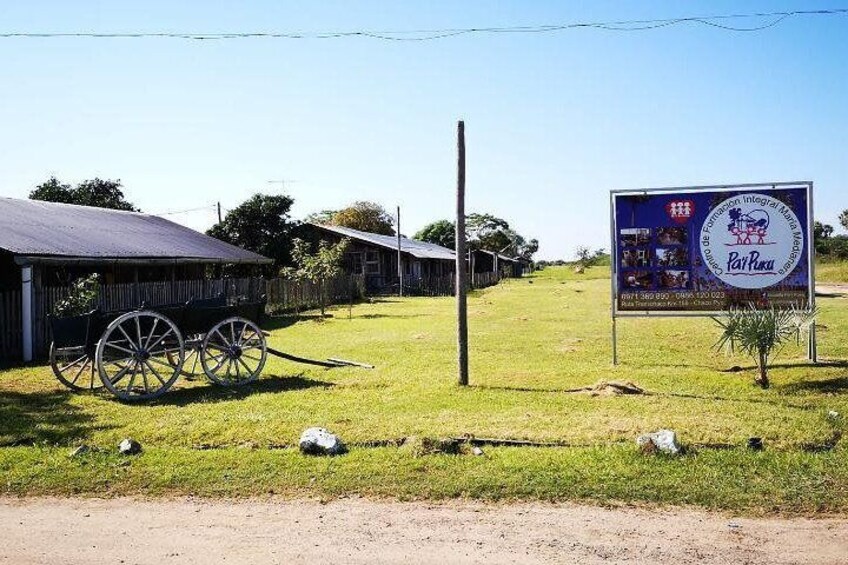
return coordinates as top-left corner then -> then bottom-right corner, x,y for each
1,1 -> 846,260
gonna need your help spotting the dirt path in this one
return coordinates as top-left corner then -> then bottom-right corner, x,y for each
1,497 -> 847,564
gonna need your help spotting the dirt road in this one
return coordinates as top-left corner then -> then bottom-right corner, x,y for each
1,497 -> 846,564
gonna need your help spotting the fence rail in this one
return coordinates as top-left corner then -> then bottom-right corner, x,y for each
2,270 -> 508,362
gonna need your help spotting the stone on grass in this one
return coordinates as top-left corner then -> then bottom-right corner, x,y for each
573,265 -> 585,274
471,446 -> 485,457
69,444 -> 90,458
828,410 -> 841,420
118,438 -> 142,455
636,430 -> 681,455
299,427 -> 346,456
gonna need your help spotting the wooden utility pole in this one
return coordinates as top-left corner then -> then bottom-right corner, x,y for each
217,201 -> 222,223
456,120 -> 469,386
397,205 -> 403,297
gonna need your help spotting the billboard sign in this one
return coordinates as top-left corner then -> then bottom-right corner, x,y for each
610,182 -> 813,314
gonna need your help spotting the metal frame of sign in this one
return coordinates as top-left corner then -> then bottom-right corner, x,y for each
609,181 -> 815,365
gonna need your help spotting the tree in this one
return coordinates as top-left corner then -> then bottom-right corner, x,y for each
304,209 -> 338,225
281,238 -> 350,316
30,176 -> 138,211
207,194 -> 297,273
414,220 -> 456,249
840,210 -> 848,232
330,201 -> 395,235
814,221 -> 834,241
714,305 -> 816,388
575,246 -> 607,269
466,213 -> 512,252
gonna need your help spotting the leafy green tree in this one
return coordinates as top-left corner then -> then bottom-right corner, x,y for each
840,210 -> 848,232
466,213 -> 512,252
414,220 -> 456,249
207,194 -> 297,273
575,246 -> 606,269
304,209 -> 338,225
30,177 -> 138,211
53,274 -> 101,317
281,238 -> 350,316
330,201 -> 395,235
713,305 -> 817,388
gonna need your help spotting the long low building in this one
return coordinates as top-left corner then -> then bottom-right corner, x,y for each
0,197 -> 271,362
305,223 -> 456,292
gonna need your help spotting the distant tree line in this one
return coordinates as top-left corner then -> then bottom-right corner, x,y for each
814,211 -> 848,260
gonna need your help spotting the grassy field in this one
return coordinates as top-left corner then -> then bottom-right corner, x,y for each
2,266 -> 847,513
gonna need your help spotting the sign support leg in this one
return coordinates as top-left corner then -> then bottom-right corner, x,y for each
808,322 -> 818,364
612,315 -> 618,365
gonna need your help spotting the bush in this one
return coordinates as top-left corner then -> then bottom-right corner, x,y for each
54,274 -> 100,317
713,304 -> 816,388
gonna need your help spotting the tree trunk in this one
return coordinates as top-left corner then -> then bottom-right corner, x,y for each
319,280 -> 326,317
756,350 -> 770,388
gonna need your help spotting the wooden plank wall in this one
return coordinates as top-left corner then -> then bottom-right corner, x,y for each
0,290 -> 22,365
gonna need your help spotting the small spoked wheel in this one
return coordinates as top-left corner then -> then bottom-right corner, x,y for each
200,317 -> 267,386
95,311 -> 185,401
50,343 -> 103,391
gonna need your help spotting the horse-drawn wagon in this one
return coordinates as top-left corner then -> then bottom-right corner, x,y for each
49,295 -> 267,401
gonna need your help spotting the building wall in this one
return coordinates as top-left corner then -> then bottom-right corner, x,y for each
0,252 -> 19,290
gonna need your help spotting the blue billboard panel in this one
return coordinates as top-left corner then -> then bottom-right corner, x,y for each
612,185 -> 812,312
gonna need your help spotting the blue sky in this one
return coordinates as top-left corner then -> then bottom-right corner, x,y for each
1,1 -> 846,259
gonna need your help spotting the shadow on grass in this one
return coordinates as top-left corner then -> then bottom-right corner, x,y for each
0,389 -> 109,446
356,313 -> 427,320
145,374 -> 335,407
263,314 -> 331,331
719,360 -> 848,372
472,384 -> 815,410
780,376 -> 848,394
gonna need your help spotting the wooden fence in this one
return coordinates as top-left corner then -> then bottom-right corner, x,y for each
2,270 -> 506,362
0,290 -> 22,365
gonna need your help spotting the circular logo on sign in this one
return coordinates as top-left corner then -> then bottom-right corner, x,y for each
699,193 -> 804,289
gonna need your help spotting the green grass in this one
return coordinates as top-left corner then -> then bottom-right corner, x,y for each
2,265 -> 848,514
816,259 -> 848,284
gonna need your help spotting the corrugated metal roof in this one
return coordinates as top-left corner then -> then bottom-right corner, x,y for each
0,197 -> 272,264
310,223 -> 456,261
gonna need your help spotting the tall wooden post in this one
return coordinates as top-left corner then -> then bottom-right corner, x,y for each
455,120 -> 469,386
397,205 -> 403,297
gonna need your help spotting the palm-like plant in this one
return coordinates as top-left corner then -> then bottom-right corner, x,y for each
713,305 -> 817,388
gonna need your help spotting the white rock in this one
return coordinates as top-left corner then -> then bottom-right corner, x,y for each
118,438 -> 142,455
828,410 -> 840,420
471,446 -> 485,457
636,429 -> 681,454
299,427 -> 346,456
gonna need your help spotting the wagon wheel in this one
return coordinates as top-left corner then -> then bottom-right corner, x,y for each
50,343 -> 103,391
167,336 -> 202,378
200,317 -> 267,386
95,311 -> 185,401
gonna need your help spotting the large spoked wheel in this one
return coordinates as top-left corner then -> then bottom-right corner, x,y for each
95,311 -> 185,401
200,317 -> 267,386
50,343 -> 103,391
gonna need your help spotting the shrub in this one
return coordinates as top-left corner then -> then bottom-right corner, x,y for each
713,304 -> 817,388
54,274 -> 101,317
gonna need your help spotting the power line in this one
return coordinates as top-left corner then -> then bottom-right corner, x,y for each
1,8 -> 846,41
151,203 -> 217,216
